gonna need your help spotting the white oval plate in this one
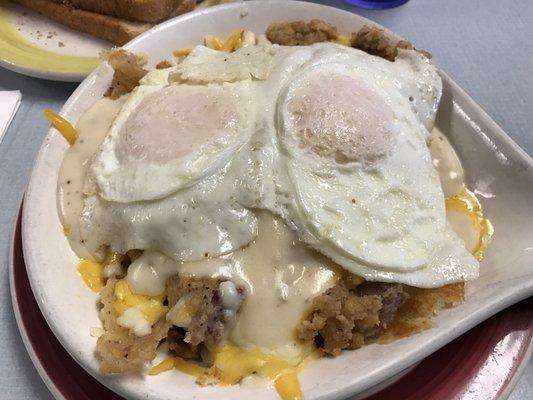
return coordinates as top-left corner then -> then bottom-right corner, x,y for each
22,1 -> 533,399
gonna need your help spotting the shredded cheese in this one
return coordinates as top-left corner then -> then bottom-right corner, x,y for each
149,357 -> 175,376
43,110 -> 77,145
173,48 -> 192,57
149,356 -> 205,377
221,30 -> 243,52
145,344 -> 317,400
334,35 -> 351,46
114,279 -> 167,324
205,34 -> 224,50
212,36 -> 224,50
212,345 -> 318,400
174,357 -> 206,377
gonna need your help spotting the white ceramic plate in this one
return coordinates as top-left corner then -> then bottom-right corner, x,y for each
22,1 -> 533,399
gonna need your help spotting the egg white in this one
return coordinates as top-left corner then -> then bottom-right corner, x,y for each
260,43 -> 475,286
172,44 -> 274,83
81,160 -> 258,261
79,41 -> 478,287
276,56 -> 444,268
90,69 -> 254,203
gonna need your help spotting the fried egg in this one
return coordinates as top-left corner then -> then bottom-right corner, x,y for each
80,169 -> 258,261
172,44 -> 274,83
265,44 -> 478,287
90,69 -> 254,203
67,40 -> 480,291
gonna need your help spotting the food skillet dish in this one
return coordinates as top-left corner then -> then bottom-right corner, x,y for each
49,19 -> 492,400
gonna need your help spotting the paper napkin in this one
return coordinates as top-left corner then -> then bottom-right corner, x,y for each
0,90 -> 22,145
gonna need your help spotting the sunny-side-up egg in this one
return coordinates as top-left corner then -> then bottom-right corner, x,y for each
57,36 -> 491,393
240,42 -> 479,288
77,66 -> 261,261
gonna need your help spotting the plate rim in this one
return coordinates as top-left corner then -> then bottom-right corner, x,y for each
9,202 -> 76,400
19,1 -> 533,399
0,57 -> 88,82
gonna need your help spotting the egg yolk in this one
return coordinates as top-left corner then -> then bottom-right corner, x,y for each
119,84 -> 241,163
285,72 -> 395,164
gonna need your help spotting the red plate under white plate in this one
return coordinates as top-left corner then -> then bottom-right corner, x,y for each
10,206 -> 533,400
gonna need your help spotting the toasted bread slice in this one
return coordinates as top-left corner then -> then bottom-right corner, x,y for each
10,0 -> 153,45
166,0 -> 195,20
65,0 -> 195,23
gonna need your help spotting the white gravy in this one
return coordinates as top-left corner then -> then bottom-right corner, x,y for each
57,97 -> 126,260
180,211 -> 339,359
58,96 -> 469,361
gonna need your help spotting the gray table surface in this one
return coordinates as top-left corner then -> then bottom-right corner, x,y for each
0,0 -> 531,399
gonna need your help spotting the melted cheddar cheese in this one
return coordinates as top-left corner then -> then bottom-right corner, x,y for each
446,188 -> 493,260
77,259 -> 104,292
114,279 -> 167,324
149,343 -> 318,400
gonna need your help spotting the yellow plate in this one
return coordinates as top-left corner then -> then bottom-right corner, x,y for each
0,0 -> 234,82
0,1 -> 105,81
